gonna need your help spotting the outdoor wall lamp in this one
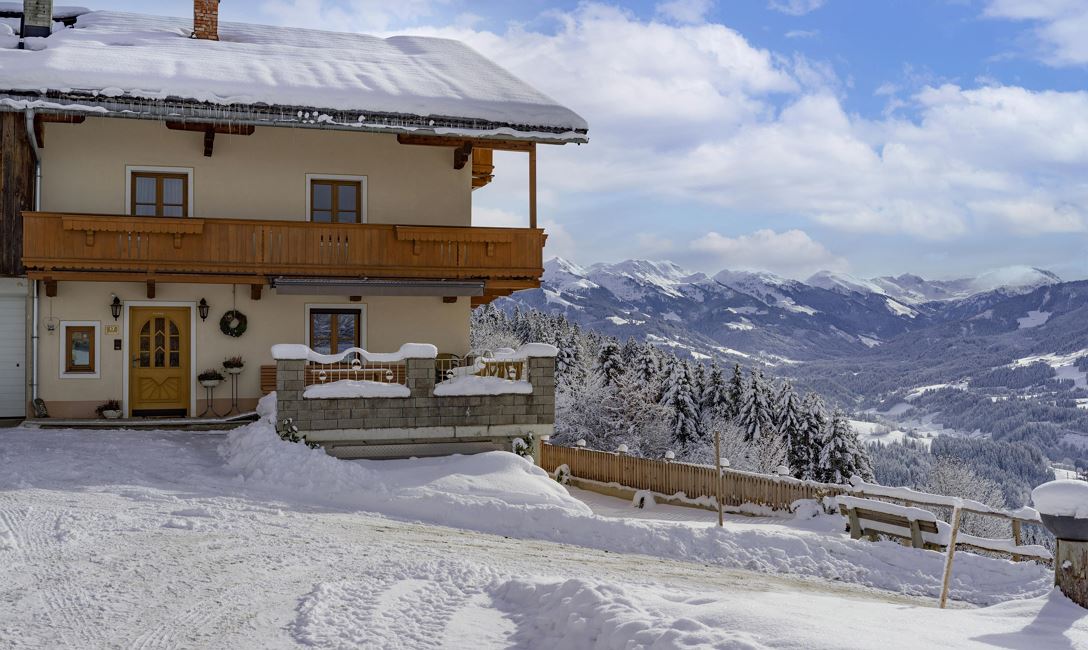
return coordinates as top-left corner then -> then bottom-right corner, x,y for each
110,295 -> 122,320
198,298 -> 210,321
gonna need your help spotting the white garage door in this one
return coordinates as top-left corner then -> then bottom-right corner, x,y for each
0,294 -> 26,417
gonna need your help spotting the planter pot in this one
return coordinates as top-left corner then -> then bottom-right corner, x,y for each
225,367 -> 244,375
199,379 -> 221,388
1040,513 -> 1088,542
101,410 -> 122,420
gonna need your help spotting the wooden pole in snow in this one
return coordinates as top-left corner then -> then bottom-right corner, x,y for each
715,429 -> 723,528
939,506 -> 963,609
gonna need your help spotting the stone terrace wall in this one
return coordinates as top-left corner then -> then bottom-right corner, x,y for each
274,355 -> 555,438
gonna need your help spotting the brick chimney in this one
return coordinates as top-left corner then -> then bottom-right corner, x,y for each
193,0 -> 219,41
21,0 -> 54,39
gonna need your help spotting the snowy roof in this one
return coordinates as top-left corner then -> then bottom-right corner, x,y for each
0,10 -> 588,143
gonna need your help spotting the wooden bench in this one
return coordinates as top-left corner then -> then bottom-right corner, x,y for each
838,495 -> 947,550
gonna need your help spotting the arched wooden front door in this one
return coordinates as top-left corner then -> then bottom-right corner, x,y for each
129,307 -> 190,416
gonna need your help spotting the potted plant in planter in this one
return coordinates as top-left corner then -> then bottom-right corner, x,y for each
95,399 -> 122,419
198,369 -> 225,388
223,356 -> 245,375
1033,479 -> 1088,541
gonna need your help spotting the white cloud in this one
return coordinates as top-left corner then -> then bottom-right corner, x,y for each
984,0 -> 1088,66
768,0 -> 826,16
635,232 -> 676,256
656,0 -> 714,24
785,29 -> 819,39
258,3 -> 1088,253
689,229 -> 847,278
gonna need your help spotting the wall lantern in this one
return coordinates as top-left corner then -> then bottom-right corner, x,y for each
109,295 -> 122,320
198,298 -> 210,321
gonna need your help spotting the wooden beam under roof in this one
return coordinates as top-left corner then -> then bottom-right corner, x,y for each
396,133 -> 536,152
31,114 -> 86,149
165,121 -> 256,157
164,121 -> 256,136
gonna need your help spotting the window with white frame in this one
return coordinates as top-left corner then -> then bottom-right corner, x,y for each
306,175 -> 367,223
59,321 -> 101,378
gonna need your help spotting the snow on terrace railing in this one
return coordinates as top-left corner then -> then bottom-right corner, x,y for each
433,344 -> 557,397
271,343 -> 437,394
540,443 -> 1050,562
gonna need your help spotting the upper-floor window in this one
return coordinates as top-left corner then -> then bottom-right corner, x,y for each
131,171 -> 189,217
310,178 -> 364,223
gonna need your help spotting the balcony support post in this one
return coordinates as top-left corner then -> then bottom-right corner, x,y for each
528,143 -> 537,229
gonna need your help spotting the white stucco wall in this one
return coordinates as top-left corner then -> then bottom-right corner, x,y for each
39,117 -> 472,225
37,281 -> 471,418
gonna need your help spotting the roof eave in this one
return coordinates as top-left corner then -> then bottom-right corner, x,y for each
0,91 -> 589,145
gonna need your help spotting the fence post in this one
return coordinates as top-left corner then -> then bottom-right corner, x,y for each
1011,519 -> 1023,562
714,429 -> 723,528
939,506 -> 963,609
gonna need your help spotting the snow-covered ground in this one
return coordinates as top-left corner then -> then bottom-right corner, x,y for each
1,413 -> 1084,648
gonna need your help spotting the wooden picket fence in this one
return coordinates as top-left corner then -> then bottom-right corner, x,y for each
540,443 -> 845,511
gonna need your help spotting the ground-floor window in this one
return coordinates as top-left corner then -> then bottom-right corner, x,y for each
308,309 -> 361,354
60,321 -> 99,378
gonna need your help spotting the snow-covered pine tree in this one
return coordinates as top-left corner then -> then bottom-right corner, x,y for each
774,380 -> 804,477
595,338 -> 624,387
659,359 -> 701,448
702,364 -> 728,417
621,337 -> 640,364
632,345 -> 659,386
726,363 -> 744,419
816,410 -> 873,484
798,393 -> 828,480
737,368 -> 773,443
553,329 -> 580,388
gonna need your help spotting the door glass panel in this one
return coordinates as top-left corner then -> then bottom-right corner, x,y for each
337,185 -> 356,211
336,313 -> 357,353
154,317 -> 165,367
162,205 -> 183,217
312,210 -> 332,223
168,320 -> 180,367
336,211 -> 357,224
310,313 -> 332,355
162,178 -> 184,205
139,321 -> 151,367
135,176 -> 156,204
134,204 -> 157,216
313,183 -> 332,210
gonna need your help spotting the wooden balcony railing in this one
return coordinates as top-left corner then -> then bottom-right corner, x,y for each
22,212 -> 546,286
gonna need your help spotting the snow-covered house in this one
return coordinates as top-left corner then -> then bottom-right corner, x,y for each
0,1 -> 586,433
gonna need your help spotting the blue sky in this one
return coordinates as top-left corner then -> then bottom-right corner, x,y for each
91,1 -> 1088,281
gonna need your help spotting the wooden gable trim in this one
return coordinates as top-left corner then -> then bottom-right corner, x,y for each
31,114 -> 86,149
164,121 -> 255,157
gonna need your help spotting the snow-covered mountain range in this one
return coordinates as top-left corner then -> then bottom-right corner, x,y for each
504,258 -> 1069,363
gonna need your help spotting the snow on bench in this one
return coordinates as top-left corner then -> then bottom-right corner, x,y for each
847,477 -> 1042,522
838,495 -> 951,549
838,495 -> 1053,561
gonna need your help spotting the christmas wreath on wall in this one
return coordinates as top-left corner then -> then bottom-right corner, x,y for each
219,310 -> 248,338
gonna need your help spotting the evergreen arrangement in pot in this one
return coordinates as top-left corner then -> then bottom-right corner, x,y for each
95,399 -> 122,419
198,369 -> 225,388
223,356 -> 245,374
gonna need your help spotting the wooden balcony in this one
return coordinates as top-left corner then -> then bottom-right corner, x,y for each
22,212 -> 545,302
